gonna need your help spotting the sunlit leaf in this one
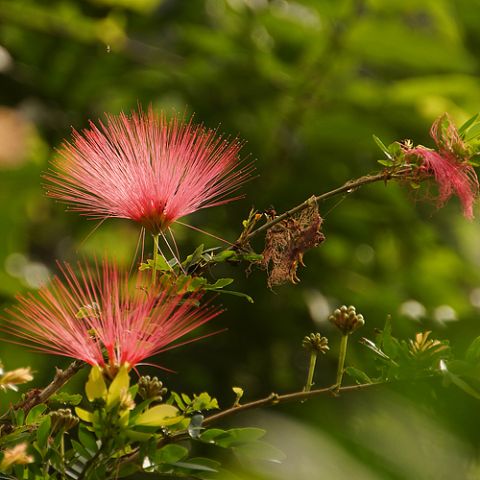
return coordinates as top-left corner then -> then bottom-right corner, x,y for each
107,364 -> 130,408
86,366 -> 107,402
75,407 -> 93,423
135,404 -> 183,427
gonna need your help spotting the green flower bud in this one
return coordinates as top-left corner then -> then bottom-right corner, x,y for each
49,408 -> 79,434
138,375 -> 168,402
302,333 -> 329,354
329,305 -> 365,335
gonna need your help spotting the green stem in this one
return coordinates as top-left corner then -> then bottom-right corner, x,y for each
152,233 -> 160,285
304,351 -> 318,392
335,334 -> 349,388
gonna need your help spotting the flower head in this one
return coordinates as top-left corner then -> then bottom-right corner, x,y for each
0,443 -> 33,470
2,260 -> 220,372
45,108 -> 253,233
403,113 -> 479,219
0,366 -> 33,392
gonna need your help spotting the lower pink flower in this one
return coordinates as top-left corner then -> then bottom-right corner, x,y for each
2,260 -> 220,371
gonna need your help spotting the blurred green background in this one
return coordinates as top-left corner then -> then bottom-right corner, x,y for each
1,0 -> 480,478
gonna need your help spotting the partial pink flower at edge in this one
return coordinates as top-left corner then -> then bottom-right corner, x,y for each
45,108 -> 254,233
1,260 -> 221,371
402,114 -> 479,219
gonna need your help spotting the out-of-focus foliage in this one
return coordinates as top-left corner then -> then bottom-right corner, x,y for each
2,0 -> 480,478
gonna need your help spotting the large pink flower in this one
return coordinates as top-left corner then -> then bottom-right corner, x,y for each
45,108 -> 252,233
403,114 -> 479,219
2,260 -> 220,371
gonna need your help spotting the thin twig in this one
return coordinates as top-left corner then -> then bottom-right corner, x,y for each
119,380 -> 380,467
245,169 -> 410,241
14,360 -> 85,413
202,381 -> 378,427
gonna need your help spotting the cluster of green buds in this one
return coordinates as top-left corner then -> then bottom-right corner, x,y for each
302,333 -> 330,354
49,408 -> 79,434
329,305 -> 365,335
138,375 -> 168,402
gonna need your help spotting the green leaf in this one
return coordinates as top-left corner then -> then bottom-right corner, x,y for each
186,277 -> 208,291
107,364 -> 130,408
345,367 -> 372,384
212,250 -> 236,262
154,256 -> 172,271
173,461 -> 218,472
238,252 -> 263,262
200,428 -> 226,443
71,439 -> 92,460
86,365 -> 107,402
36,415 -> 51,450
360,337 -> 396,364
75,407 -> 93,423
213,428 -> 266,448
465,123 -> 480,142
387,141 -> 403,157
380,316 -> 398,359
115,463 -> 139,478
373,135 -> 392,159
79,423 -> 98,453
377,159 -> 394,167
49,392 -> 82,406
139,257 -> 172,272
154,444 -> 188,464
135,404 -> 183,427
14,409 -> 25,426
183,244 -> 205,268
232,386 -> 244,405
26,404 -> 47,424
233,440 -> 286,463
191,392 -> 219,411
184,457 -> 221,472
218,290 -> 254,303
203,278 -> 234,290
440,360 -> 480,400
181,393 -> 192,405
465,336 -> 480,364
170,392 -> 186,410
125,429 -> 154,442
459,113 -> 479,135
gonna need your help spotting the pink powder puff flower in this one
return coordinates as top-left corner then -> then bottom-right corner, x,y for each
2,260 -> 221,373
402,113 -> 479,219
45,108 -> 253,233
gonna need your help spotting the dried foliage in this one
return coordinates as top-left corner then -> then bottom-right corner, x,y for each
262,197 -> 325,287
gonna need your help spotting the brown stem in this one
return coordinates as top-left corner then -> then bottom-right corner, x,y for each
245,169 -> 409,241
119,380 -> 379,467
14,360 -> 85,413
202,381 -> 377,427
